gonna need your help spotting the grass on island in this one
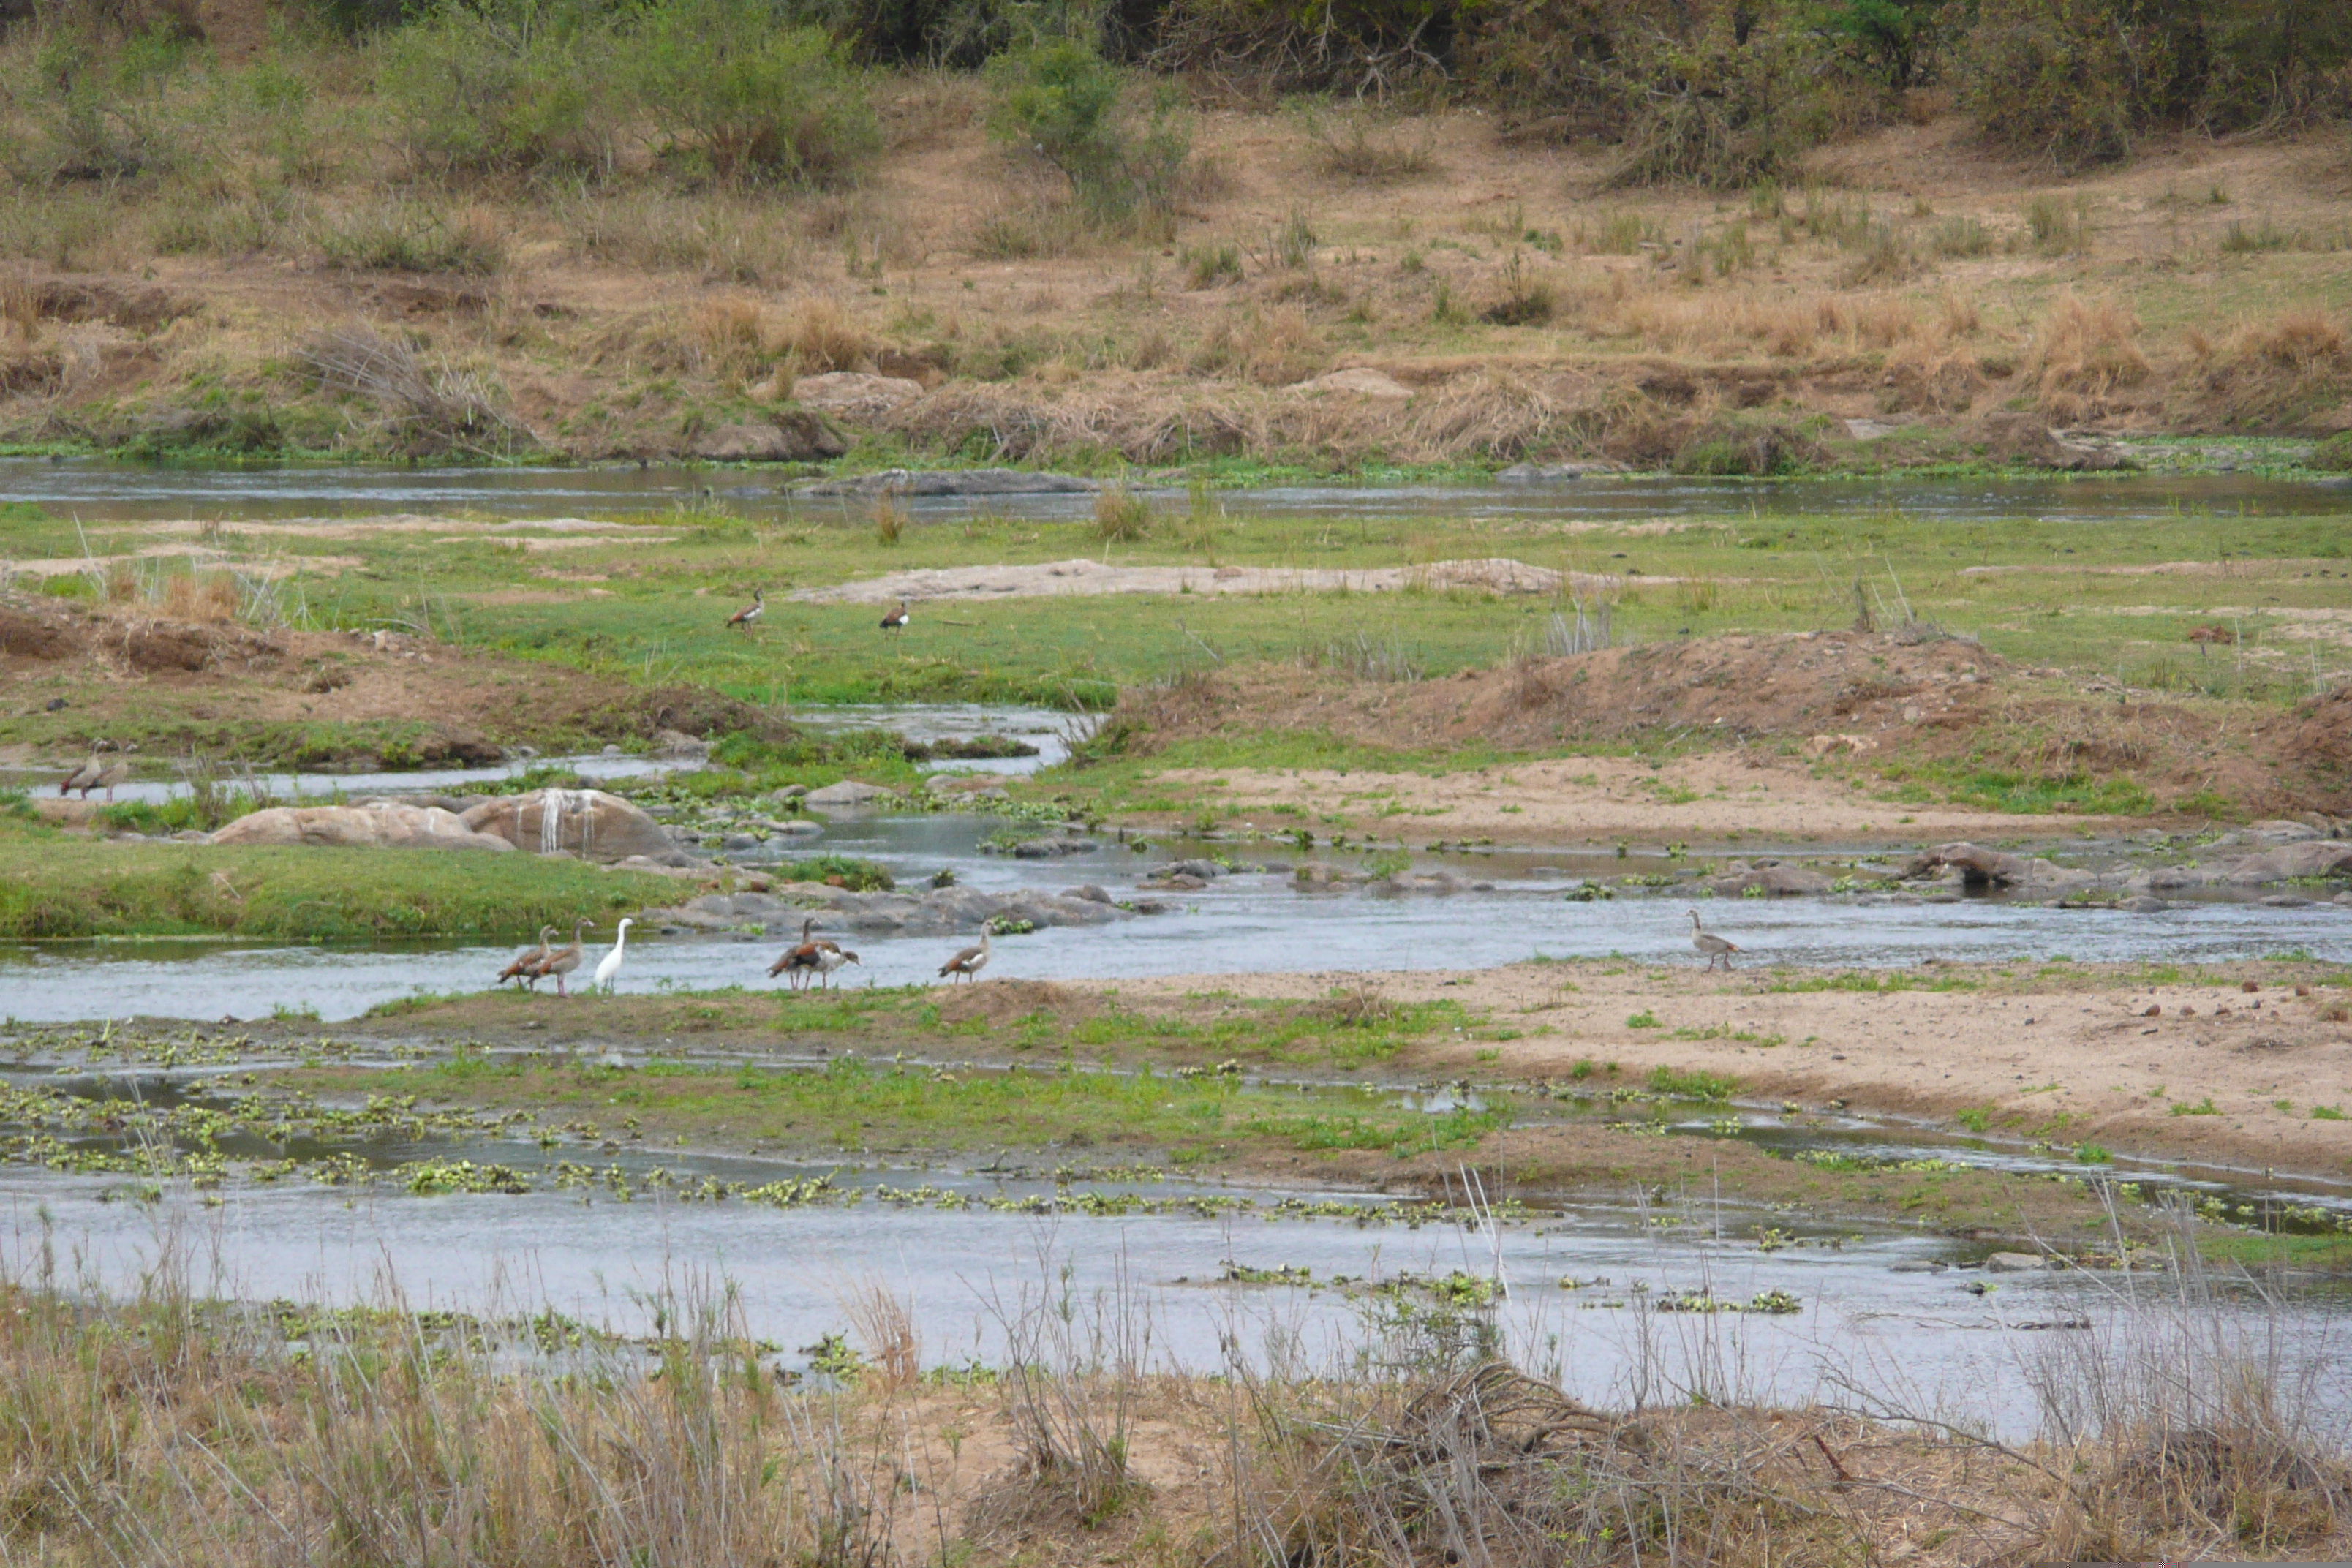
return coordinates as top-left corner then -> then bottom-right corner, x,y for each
0,824 -> 690,942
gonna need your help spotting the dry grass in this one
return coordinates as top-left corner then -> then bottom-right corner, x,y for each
780,297 -> 876,373
2025,293 -> 2151,421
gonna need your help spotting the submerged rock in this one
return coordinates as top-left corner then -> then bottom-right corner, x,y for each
1705,862 -> 1833,897
804,780 -> 902,807
211,802 -> 513,853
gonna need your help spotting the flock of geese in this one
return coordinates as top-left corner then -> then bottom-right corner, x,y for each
492,914 -> 1000,998
494,902 -> 1733,1000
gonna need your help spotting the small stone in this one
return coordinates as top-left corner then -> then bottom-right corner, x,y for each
1982,1252 -> 2048,1273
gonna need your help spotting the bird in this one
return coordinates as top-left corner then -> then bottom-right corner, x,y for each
594,917 -> 633,995
1688,908 -> 1740,971
812,945 -> 860,989
938,929 -> 991,984
767,916 -> 835,991
58,753 -> 103,799
726,588 -> 765,631
535,918 -> 596,998
497,924 -> 557,989
93,751 -> 132,802
879,599 -> 911,635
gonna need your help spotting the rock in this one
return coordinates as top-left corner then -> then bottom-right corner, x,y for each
1144,873 -> 1208,891
2224,841 -> 2352,884
1286,367 -> 1412,400
652,728 -> 710,760
773,785 -> 809,801
804,780 -> 902,808
1148,859 -> 1225,881
647,883 -> 1131,936
791,373 -> 926,418
1972,412 -> 2130,472
721,834 -> 761,852
1981,1252 -> 2049,1273
1012,837 -> 1098,859
460,788 -> 685,864
610,854 -> 712,878
775,820 -> 823,837
2246,819 -> 2322,843
211,802 -> 515,853
690,415 -> 845,462
2261,894 -> 2313,908
1706,864 -> 1833,897
1379,869 -> 1471,893
789,467 -> 1101,498
1888,1259 -> 1945,1274
1493,460 -> 1625,482
1294,864 -> 1365,888
1903,842 -> 2032,888
1063,884 -> 1111,905
2123,896 -> 2170,913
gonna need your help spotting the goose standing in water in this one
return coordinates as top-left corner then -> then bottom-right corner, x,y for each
1688,908 -> 1740,971
536,918 -> 596,998
812,945 -> 860,989
93,753 -> 132,801
58,753 -> 103,799
938,929 -> 990,984
594,917 -> 633,995
498,925 -> 557,989
767,917 -> 836,991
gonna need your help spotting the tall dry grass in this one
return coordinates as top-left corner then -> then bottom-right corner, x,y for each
2025,293 -> 2149,421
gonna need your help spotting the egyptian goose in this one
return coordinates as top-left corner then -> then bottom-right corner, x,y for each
94,753 -> 132,802
767,917 -> 833,990
535,918 -> 595,998
938,929 -> 990,984
726,589 -> 765,630
1688,908 -> 1739,972
879,600 -> 910,634
59,754 -> 103,799
593,917 -> 633,995
498,924 -> 557,989
811,945 -> 860,989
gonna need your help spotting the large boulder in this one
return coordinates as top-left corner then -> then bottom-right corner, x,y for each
2223,841 -> 2352,885
804,780 -> 902,808
1902,842 -> 2033,888
1705,862 -> 1834,897
211,802 -> 514,852
460,788 -> 685,864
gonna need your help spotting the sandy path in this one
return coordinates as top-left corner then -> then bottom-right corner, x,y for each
791,557 -> 1649,603
1107,960 -> 2352,1179
1147,753 -> 2113,842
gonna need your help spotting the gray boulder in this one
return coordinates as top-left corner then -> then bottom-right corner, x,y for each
211,802 -> 514,853
2224,841 -> 2352,885
804,780 -> 902,807
1706,862 -> 1833,897
460,788 -> 684,864
1903,843 -> 2033,888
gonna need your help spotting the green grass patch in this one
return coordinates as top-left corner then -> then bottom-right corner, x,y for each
0,834 -> 679,942
1646,1066 -> 1736,1102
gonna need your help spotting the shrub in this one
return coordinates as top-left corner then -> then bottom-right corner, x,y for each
1182,239 -> 1242,287
1603,15 -> 1871,188
1093,488 -> 1152,540
9,23 -> 193,183
1960,0 -> 2134,170
314,200 -> 507,274
631,0 -> 878,185
374,0 -> 623,176
984,38 -> 1189,226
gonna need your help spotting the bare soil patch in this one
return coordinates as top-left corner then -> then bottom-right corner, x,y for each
796,556 -> 1598,603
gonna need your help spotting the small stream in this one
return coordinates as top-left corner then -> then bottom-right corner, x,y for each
6,457 -> 2348,528
4,806 -> 2345,1023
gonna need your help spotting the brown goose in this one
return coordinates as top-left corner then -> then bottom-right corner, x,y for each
767,917 -> 838,991
879,599 -> 910,635
535,918 -> 596,998
726,588 -> 765,630
937,929 -> 990,984
59,753 -> 103,799
499,925 -> 557,990
93,754 -> 132,802
811,945 -> 860,989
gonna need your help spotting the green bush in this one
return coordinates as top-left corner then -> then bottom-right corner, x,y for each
1961,0 -> 2133,170
374,0 -> 624,176
7,23 -> 193,183
631,0 -> 878,185
984,37 -> 1189,225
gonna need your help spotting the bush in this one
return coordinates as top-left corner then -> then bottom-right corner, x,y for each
1959,0 -> 2134,169
7,23 -> 193,183
984,38 -> 1189,225
631,0 -> 879,185
374,0 -> 623,176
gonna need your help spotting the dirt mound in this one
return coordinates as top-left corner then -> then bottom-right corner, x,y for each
2292,686 -> 2352,780
931,979 -> 1086,1027
0,603 -> 75,658
1119,631 -> 2001,753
